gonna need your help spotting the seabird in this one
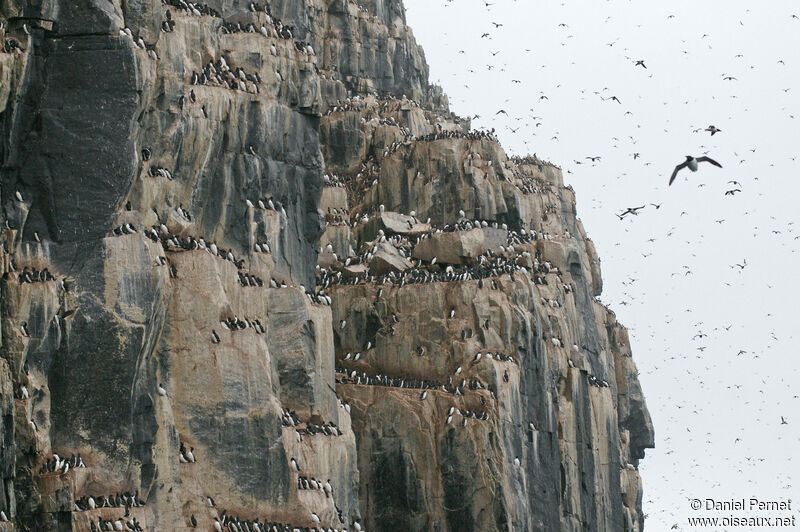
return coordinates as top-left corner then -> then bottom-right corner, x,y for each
157,384 -> 167,396
668,155 -> 723,185
617,205 -> 645,219
704,125 -> 721,135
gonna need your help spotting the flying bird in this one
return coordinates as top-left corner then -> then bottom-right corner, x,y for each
617,205 -> 646,219
668,156 -> 723,186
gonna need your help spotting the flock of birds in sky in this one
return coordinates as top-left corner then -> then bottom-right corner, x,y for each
407,0 -> 799,529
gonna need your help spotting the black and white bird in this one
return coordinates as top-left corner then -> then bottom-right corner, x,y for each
668,155 -> 723,185
617,205 -> 646,219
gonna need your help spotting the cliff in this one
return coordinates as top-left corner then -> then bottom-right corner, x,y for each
0,1 -> 654,531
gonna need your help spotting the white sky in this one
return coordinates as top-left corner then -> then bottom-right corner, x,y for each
403,0 -> 800,528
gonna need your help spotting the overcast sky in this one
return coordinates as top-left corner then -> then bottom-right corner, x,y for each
404,0 -> 800,527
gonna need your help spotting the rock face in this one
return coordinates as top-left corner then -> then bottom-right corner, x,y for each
0,1 -> 653,531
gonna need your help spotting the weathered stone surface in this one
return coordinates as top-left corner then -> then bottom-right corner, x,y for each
368,242 -> 413,275
374,211 -> 432,237
412,227 -> 507,265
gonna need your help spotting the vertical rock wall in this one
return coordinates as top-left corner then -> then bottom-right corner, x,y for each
0,0 -> 653,531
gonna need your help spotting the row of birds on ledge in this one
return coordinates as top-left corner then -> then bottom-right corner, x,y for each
336,366 -> 492,401
281,409 -> 344,437
297,476 -> 333,497
15,266 -> 55,283
38,453 -> 86,475
90,516 -> 144,531
445,406 -> 491,426
208,511 -> 362,532
75,491 -> 145,512
317,245 -> 552,288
